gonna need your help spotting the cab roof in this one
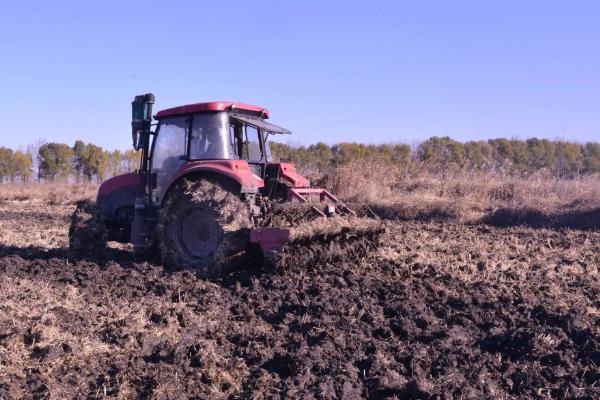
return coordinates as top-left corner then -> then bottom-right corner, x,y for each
155,101 -> 270,119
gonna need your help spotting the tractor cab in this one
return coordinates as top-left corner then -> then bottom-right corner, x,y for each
152,103 -> 289,173
134,99 -> 291,205
153,101 -> 290,162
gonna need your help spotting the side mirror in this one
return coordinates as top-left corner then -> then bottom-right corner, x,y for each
131,93 -> 155,150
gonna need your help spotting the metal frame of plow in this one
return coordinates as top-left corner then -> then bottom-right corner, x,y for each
287,188 -> 355,217
250,187 -> 357,255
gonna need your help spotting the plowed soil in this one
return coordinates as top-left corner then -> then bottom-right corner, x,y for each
1,200 -> 599,399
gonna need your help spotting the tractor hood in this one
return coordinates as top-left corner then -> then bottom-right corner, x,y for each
96,172 -> 140,222
97,172 -> 140,200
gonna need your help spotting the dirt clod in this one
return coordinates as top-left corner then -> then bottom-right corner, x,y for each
68,199 -> 106,258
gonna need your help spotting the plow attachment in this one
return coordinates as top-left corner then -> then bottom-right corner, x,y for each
250,188 -> 385,267
286,187 -> 356,217
255,217 -> 385,269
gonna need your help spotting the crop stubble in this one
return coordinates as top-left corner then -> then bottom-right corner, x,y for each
0,201 -> 599,399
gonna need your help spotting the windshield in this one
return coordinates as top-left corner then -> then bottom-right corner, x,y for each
190,112 -> 235,160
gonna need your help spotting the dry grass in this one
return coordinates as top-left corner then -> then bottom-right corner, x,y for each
3,165 -> 600,229
321,159 -> 600,226
0,202 -> 73,249
0,183 -> 97,204
0,184 -> 97,250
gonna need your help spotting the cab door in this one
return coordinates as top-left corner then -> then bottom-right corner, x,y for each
150,117 -> 189,203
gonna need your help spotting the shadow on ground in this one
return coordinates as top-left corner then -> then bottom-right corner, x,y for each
483,207 -> 600,230
0,244 -> 137,266
0,243 -> 272,288
356,201 -> 600,231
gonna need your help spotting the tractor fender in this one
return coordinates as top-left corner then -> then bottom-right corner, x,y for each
97,172 -> 139,222
267,162 -> 310,188
161,160 -> 264,205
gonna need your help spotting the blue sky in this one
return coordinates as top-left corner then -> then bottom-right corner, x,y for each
0,0 -> 598,151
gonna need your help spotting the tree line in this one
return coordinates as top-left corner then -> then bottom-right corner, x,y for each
1,136 -> 599,183
271,137 -> 600,178
0,141 -> 139,183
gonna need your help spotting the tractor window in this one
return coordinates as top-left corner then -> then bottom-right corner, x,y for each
244,124 -> 263,162
152,118 -> 188,171
230,124 -> 241,159
263,136 -> 273,162
228,120 -> 264,162
151,117 -> 188,201
190,113 -> 235,160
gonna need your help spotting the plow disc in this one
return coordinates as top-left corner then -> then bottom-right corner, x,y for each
273,218 -> 385,269
251,201 -> 385,268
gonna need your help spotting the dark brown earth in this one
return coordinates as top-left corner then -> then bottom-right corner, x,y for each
1,201 -> 599,399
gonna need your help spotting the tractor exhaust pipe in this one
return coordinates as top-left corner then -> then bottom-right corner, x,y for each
130,93 -> 156,249
131,93 -> 155,151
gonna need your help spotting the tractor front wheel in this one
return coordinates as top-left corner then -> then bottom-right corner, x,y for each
157,180 -> 251,275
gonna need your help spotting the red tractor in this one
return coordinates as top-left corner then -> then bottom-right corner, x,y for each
70,93 -> 364,274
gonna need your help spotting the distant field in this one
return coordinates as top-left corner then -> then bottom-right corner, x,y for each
3,166 -> 600,229
0,183 -> 97,204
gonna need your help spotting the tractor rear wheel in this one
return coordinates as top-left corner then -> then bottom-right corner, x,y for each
158,180 -> 251,275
